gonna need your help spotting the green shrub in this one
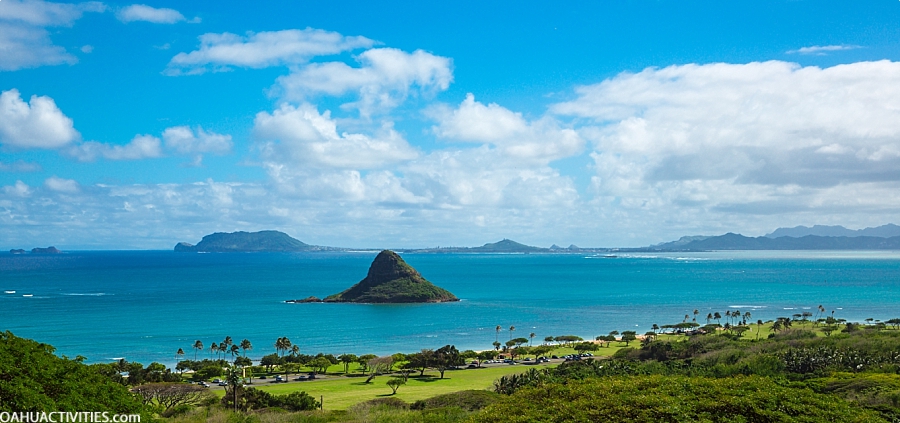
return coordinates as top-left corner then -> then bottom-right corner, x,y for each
475,375 -> 887,422
410,390 -> 500,411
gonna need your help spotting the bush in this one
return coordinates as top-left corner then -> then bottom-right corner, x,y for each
475,375 -> 887,422
410,390 -> 501,411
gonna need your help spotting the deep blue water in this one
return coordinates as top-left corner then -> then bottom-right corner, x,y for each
2,250 -> 900,366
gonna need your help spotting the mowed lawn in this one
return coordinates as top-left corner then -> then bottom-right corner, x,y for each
222,363 -> 556,410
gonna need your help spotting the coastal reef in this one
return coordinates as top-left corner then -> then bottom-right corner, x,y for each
306,250 -> 458,303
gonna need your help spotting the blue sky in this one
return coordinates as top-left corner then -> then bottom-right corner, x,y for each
2,0 -> 900,249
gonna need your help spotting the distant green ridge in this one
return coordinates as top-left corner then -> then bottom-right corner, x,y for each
471,239 -> 544,252
324,250 -> 458,303
174,230 -> 311,252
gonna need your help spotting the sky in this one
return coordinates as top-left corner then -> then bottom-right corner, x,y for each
2,0 -> 900,249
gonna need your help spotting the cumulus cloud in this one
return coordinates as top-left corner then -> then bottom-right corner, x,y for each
162,126 -> 232,155
3,180 -> 31,197
431,94 -> 582,163
549,60 -> 900,235
67,134 -> 163,161
276,48 -> 453,116
165,28 -> 375,75
0,160 -> 41,172
116,4 -> 195,24
253,103 -> 418,170
0,0 -> 105,71
0,89 -> 80,149
44,176 -> 79,193
787,44 -> 861,55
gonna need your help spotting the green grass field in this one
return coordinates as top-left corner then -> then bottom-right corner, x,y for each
229,363 -> 556,410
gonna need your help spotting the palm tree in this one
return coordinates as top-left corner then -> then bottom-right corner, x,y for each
240,339 -> 252,357
509,326 -> 515,341
209,342 -> 218,359
743,311 -> 752,325
756,319 -> 763,340
693,309 -> 699,322
725,310 -> 732,325
176,348 -> 185,362
706,313 -> 713,324
229,344 -> 240,362
529,332 -> 536,346
495,325 -> 501,343
651,324 -> 660,333
218,342 -> 227,359
713,312 -> 722,325
192,340 -> 203,361
683,314 -> 690,323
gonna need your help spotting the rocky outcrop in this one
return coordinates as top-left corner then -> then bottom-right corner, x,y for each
285,296 -> 323,303
322,250 -> 458,303
31,247 -> 61,254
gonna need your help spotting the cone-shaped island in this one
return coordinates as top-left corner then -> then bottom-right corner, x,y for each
320,250 -> 458,303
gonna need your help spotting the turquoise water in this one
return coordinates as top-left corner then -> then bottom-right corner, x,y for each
2,250 -> 900,366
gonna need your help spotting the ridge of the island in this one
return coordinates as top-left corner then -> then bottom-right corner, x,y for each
288,250 -> 459,304
174,230 -> 324,252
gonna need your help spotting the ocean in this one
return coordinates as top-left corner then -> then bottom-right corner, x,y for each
3,250 -> 900,367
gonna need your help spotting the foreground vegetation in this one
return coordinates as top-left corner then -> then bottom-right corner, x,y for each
6,311 -> 900,422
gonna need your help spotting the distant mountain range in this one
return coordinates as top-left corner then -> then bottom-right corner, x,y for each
173,224 -> 900,254
765,224 -> 900,239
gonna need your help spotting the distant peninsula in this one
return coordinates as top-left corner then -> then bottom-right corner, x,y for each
288,250 -> 458,303
174,230 -> 326,252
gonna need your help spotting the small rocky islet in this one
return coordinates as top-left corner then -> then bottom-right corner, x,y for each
287,250 -> 458,304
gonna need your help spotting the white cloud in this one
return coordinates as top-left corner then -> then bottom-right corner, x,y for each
431,94 -> 582,163
0,0 -> 105,26
0,0 -> 105,71
0,89 -> 80,149
162,126 -> 232,155
253,103 -> 418,170
165,29 -> 375,75
80,44 -> 93,53
44,176 -> 79,193
549,60 -> 900,237
67,134 -> 163,161
276,48 -> 453,116
116,4 -> 194,24
787,44 -> 861,55
0,160 -> 41,172
3,180 -> 31,197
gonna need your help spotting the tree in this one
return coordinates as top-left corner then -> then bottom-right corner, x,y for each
509,326 -> 516,341
132,383 -> 212,413
495,325 -> 502,343
387,377 -> 406,395
364,355 -> 394,383
492,341 -> 501,351
357,353 -> 378,373
407,350 -> 432,376
434,345 -> 463,379
260,354 -> 280,373
544,336 -> 554,345
274,337 -> 292,378
706,313 -> 713,324
713,312 -> 722,325
209,342 -> 218,359
529,332 -> 536,346
311,356 -> 332,374
338,353 -> 358,373
651,324 -> 660,333
240,339 -> 252,356
192,340 -> 203,361
176,348 -> 185,362
620,331 -> 637,346
0,331 -> 146,413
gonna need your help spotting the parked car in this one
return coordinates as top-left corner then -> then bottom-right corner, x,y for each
198,381 -> 210,387
217,381 -> 228,386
